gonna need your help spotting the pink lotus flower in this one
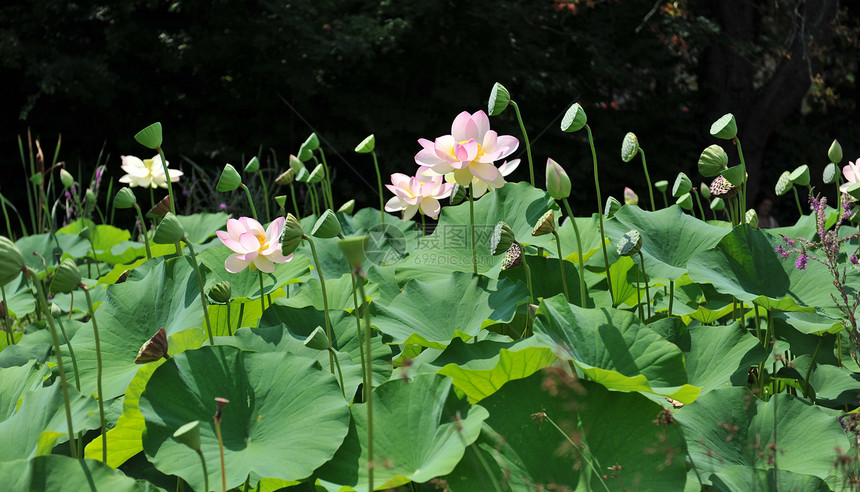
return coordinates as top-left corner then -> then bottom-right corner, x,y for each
216,217 -> 292,273
414,110 -> 518,195
840,159 -> 860,193
385,173 -> 454,220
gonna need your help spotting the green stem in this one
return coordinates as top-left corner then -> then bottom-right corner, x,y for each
183,241 -> 214,345
82,286 -> 107,463
371,150 -> 385,229
693,190 -> 707,221
256,170 -> 271,223
668,280 -> 674,317
214,419 -> 226,492
543,414 -> 610,492
350,272 -> 368,402
585,125 -> 614,305
639,148 -> 655,211
1,193 -> 14,241
802,336 -> 823,400
54,313 -> 80,391
318,148 -> 335,211
156,147 -> 183,256
733,137 -> 747,216
754,305 -> 762,343
509,100 -> 534,187
551,230 -> 570,302
562,199 -> 587,307
792,187 -> 804,217
240,184 -> 259,222
1,285 -> 13,346
306,236 -> 335,374
638,251 -> 651,319
468,185 -> 478,275
225,300 -> 233,336
355,266 -> 374,492
661,190 -> 668,209
86,237 -> 102,277
289,183 -> 301,221
517,241 -> 535,338
258,270 -> 266,313
196,450 -> 209,492
328,347 -> 346,399
635,264 -> 643,321
468,444 -> 504,492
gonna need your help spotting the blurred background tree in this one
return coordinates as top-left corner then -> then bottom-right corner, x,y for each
1,0 -> 857,224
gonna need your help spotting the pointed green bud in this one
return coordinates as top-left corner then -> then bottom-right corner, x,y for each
449,184 -> 467,205
338,236 -> 368,266
823,162 -> 838,184
828,139 -> 843,164
59,169 -> 74,189
616,229 -> 642,257
789,164 -> 810,187
303,326 -> 330,350
311,209 -> 342,238
275,168 -> 295,186
672,173 -> 692,198
114,187 -> 137,209
85,188 -> 96,204
697,144 -> 728,177
298,133 -> 319,161
560,103 -> 587,132
604,196 -> 622,219
0,236 -> 24,286
51,259 -> 81,293
281,213 -> 304,256
654,180 -> 669,193
699,182 -> 711,200
354,134 -> 375,154
153,212 -> 186,244
134,122 -> 163,149
289,154 -> 306,174
745,209 -> 759,228
545,158 -> 571,199
531,210 -> 556,237
488,82 -> 511,116
244,156 -> 260,173
208,281 -> 232,304
216,164 -> 242,192
676,192 -> 694,211
50,303 -> 63,318
620,132 -> 639,162
709,113 -> 737,140
490,221 -> 516,255
710,197 -> 725,212
173,421 -> 201,451
338,199 -> 355,215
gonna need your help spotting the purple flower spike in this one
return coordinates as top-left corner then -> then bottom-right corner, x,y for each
851,254 -> 859,265
795,253 -> 808,270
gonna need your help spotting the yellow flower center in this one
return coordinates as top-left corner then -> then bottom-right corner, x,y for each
255,233 -> 267,251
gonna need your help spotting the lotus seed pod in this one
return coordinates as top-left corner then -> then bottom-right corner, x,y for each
545,158 -> 571,199
215,164 -> 242,192
298,133 -> 320,162
307,164 -> 325,184
491,221 -> 516,255
604,196 -> 622,218
616,229 -> 642,257
208,281 -> 232,304
146,195 -> 172,219
311,209 -> 342,239
488,82 -> 511,117
274,195 -> 287,208
789,164 -> 810,187
697,144 -> 728,177
173,421 -> 201,451
449,184 -> 467,205
338,199 -> 356,215
828,139 -> 843,164
153,212 -> 186,244
709,113 -> 737,140
244,156 -> 260,173
51,259 -> 81,293
85,188 -> 96,204
337,235 -> 368,266
275,168 -> 295,186
78,226 -> 92,241
295,167 -> 310,183
823,163 -> 838,184
654,180 -> 669,193
624,187 -> 639,206
721,165 -> 746,188
774,171 -> 793,196
710,197 -> 725,211
676,192 -> 694,211
745,209 -> 759,228
354,134 -> 375,154
289,154 -> 306,174
672,173 -> 693,198
560,103 -> 587,133
134,122 -> 163,149
135,327 -> 170,364
699,182 -> 711,200
281,213 -> 304,256
531,210 -> 556,237
303,326 -> 330,351
710,175 -> 737,199
114,187 -> 137,209
620,132 -> 639,163
59,169 -> 74,189
501,243 -> 523,270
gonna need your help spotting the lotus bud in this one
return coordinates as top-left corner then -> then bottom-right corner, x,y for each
710,175 -> 738,199
216,164 -> 242,192
338,199 -> 355,215
303,326 -> 330,350
699,182 -> 711,200
745,209 -> 759,228
672,173 -> 692,198
338,236 -> 368,267
281,213 -> 304,256
501,243 -> 523,270
545,158 -> 571,199
560,103 -> 587,133
654,180 -> 669,193
709,113 -> 737,140
616,229 -> 642,257
624,187 -> 638,205
85,188 -> 96,204
789,164 -> 810,187
621,132 -> 639,162
491,221 -> 516,255
114,187 -> 137,209
59,169 -> 74,189
135,327 -> 170,364
449,184 -> 467,205
146,196 -> 172,219
828,139 -> 843,164
50,303 -> 63,318
604,196 -> 622,218
676,192 -> 694,211
311,209 -> 342,238
51,259 -> 81,293
208,281 -> 232,304
244,156 -> 260,173
289,154 -> 306,174
355,134 -> 375,154
173,421 -> 201,451
531,210 -> 555,237
488,82 -> 511,116
697,144 -> 728,177
275,168 -> 295,186
823,163 -> 838,184
134,122 -> 163,149
153,212 -> 186,244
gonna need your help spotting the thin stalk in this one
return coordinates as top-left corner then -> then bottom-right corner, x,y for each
239,184 -> 259,222
328,347 -> 347,399
307,183 -> 319,217
1,285 -> 12,346
802,336 -> 823,400
635,266 -> 643,320
551,230 -> 570,302
318,148 -> 335,211
668,280 -> 675,317
543,414 -> 610,492
18,135 -> 37,234
754,306 -> 762,343
692,190 -> 707,221
509,100 -> 534,187
638,148 -> 656,211
257,271 -> 266,313
156,147 -> 183,257
183,241 -> 214,345
370,150 -> 385,228
517,241 -> 535,339
85,237 -> 102,277
195,450 -> 209,492
133,204 -> 152,260
468,444 -> 504,492
585,126 -> 614,305
733,137 -> 748,215
306,236 -> 335,374
660,190 -> 668,209
836,175 -> 843,212
242,476 -> 250,492
638,251 -> 652,319
421,214 -> 426,236
350,272 -> 368,401
214,420 -> 226,492
355,266 -> 374,492
289,183 -> 301,220
256,171 -> 271,223
1,193 -> 14,240
29,270 -> 76,457
54,314 -> 80,391
792,187 -> 804,217
82,286 -> 107,462
468,185 -> 478,275
562,198 -> 588,307
225,300 -> 233,336
106,179 -> 115,226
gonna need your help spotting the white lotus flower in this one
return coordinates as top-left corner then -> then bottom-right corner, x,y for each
119,154 -> 183,188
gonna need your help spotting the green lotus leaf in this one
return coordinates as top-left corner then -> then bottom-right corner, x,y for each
0,361 -> 49,421
681,323 -> 767,395
794,355 -> 860,407
370,271 -> 529,349
279,272 -> 379,312
500,255 -> 588,307
534,294 -> 699,402
15,233 -> 90,273
709,466 -> 830,492
176,212 -> 229,244
554,213 -> 605,263
58,219 -> 131,258
140,346 -> 350,490
316,374 -> 489,491
0,455 -> 139,491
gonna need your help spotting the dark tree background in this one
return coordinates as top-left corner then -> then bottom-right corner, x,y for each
1,0 -> 858,225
